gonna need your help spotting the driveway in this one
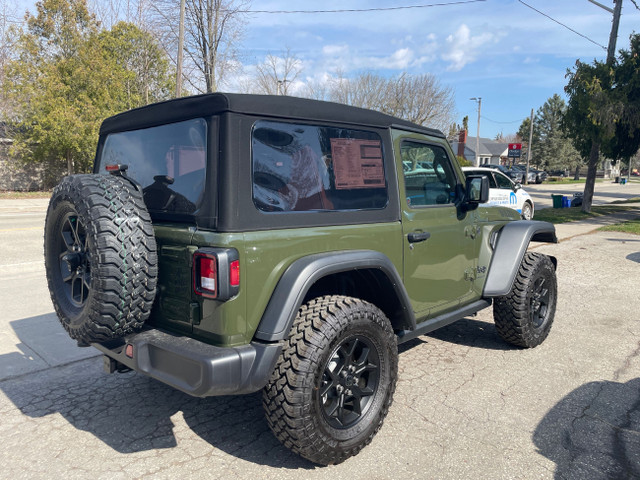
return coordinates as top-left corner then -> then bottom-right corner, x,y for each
0,201 -> 638,478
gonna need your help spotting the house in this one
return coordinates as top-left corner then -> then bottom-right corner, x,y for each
450,130 -> 510,166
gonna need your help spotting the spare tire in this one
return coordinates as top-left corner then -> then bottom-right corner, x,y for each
44,174 -> 158,344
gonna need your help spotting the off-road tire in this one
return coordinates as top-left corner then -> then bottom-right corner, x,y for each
262,295 -> 398,465
493,252 -> 556,348
44,174 -> 158,344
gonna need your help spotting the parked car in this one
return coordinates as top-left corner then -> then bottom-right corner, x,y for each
511,165 -> 539,184
530,168 -> 548,183
463,167 -> 535,220
481,163 -> 525,183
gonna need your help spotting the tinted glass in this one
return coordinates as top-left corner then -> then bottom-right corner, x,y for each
252,120 -> 387,212
99,118 -> 207,215
495,172 -> 513,189
401,141 -> 458,207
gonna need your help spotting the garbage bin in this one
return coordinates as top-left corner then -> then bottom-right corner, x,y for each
551,194 -> 563,208
620,177 -> 627,185
562,196 -> 571,208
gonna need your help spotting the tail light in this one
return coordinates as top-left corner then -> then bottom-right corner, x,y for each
193,248 -> 240,300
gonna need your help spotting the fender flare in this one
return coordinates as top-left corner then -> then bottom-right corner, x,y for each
483,220 -> 557,297
253,250 -> 415,342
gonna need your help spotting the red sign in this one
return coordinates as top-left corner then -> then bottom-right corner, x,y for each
508,143 -> 522,158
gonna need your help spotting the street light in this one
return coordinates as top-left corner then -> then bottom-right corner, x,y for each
277,79 -> 290,95
470,97 -> 482,167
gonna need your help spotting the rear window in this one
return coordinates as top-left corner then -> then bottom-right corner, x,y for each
252,120 -> 387,212
98,118 -> 207,215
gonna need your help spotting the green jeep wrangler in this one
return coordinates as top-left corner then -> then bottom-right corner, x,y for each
44,93 -> 558,465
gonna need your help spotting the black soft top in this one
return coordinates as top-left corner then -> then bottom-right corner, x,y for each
99,92 -> 445,138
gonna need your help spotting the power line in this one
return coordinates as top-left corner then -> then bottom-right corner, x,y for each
481,115 -> 523,125
517,0 -> 607,51
244,1 -> 486,14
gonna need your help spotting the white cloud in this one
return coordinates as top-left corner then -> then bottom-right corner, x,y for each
317,44 -> 427,73
441,24 -> 501,72
383,48 -> 414,69
322,44 -> 349,57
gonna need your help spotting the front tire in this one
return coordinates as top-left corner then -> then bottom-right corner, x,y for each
262,295 -> 398,465
493,252 -> 556,348
521,201 -> 533,220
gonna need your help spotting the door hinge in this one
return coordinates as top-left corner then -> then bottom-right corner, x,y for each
464,225 -> 481,239
464,268 -> 477,281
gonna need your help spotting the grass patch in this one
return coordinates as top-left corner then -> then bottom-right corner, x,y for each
546,178 -> 606,184
534,205 -> 633,224
0,190 -> 52,199
599,218 -> 640,235
612,196 -> 640,204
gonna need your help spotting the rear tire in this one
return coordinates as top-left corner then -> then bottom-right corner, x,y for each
493,252 -> 556,348
44,174 -> 158,344
262,295 -> 398,465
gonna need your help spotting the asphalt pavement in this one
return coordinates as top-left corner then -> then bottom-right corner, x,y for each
0,193 -> 639,479
524,178 -> 640,210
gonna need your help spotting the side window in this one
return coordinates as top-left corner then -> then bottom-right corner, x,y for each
401,141 -> 458,207
487,173 -> 498,188
252,120 -> 388,212
495,172 -> 513,189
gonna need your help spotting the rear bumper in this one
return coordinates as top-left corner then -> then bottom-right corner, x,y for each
93,328 -> 281,397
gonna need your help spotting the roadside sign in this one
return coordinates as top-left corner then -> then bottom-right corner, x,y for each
508,143 -> 522,158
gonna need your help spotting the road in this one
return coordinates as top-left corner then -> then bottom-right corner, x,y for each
0,197 -> 639,479
524,179 -> 640,211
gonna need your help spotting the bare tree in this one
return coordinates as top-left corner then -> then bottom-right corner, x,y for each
88,0 -> 151,29
151,0 -> 249,94
325,72 -> 456,132
0,0 -> 24,121
253,47 -> 301,95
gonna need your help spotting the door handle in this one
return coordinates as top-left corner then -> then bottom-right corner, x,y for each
408,231 -> 431,243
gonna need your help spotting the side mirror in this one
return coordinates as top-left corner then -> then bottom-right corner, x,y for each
465,175 -> 489,204
514,182 -> 522,191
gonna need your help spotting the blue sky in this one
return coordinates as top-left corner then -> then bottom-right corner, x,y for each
14,0 -> 640,138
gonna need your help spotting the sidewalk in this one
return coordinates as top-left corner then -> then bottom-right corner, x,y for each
551,204 -> 640,242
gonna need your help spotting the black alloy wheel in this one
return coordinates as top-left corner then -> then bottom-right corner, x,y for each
57,211 -> 91,308
320,335 -> 381,429
530,276 -> 550,329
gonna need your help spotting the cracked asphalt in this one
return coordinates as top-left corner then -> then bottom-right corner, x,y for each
1,203 -> 639,478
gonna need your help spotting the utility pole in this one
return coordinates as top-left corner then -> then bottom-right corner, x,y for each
175,0 -> 186,97
525,108 -> 534,185
470,97 -> 482,167
605,0 -> 623,64
581,0 -> 623,212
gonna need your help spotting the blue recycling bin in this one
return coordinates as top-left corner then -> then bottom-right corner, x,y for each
562,196 -> 571,208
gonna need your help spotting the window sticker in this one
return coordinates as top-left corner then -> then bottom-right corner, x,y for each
330,139 -> 385,189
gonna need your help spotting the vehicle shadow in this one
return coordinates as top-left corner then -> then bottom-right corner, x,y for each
627,252 -> 640,263
426,317 -> 512,351
0,316 -> 314,469
533,378 -> 640,479
398,317 -> 511,353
